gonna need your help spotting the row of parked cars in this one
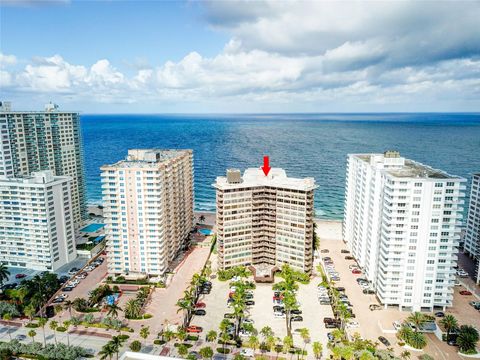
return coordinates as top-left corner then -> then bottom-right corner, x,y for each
323,256 -> 340,281
58,257 -> 104,295
272,290 -> 303,321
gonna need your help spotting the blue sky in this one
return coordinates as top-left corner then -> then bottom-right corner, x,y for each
1,1 -> 479,113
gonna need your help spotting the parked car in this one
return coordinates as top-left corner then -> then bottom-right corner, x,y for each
369,304 -> 382,311
291,309 -> 302,315
378,336 -> 390,346
469,301 -> 480,307
186,325 -> 203,333
195,302 -> 206,308
346,320 -> 359,328
435,311 -> 445,317
320,249 -> 329,253
274,312 -> 285,318
335,287 -> 345,292
194,309 -> 206,316
291,315 -> 303,322
224,313 -> 235,319
460,290 -> 473,296
243,318 -> 254,324
327,333 -> 335,342
68,268 -> 79,275
341,249 -> 350,254
363,289 -> 375,294
393,321 -> 402,331
345,256 -> 355,260
63,286 -> 74,292
15,273 -> 27,279
52,297 -> 64,303
245,300 -> 255,306
352,269 -> 362,274
273,305 -> 284,312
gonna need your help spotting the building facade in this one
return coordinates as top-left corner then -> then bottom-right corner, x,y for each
214,168 -> 316,274
463,173 -> 480,282
343,152 -> 466,311
0,102 -> 87,226
101,149 -> 194,276
0,171 -> 77,271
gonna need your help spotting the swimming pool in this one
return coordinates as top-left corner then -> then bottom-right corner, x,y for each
198,228 -> 213,236
105,293 -> 120,306
80,223 -> 106,232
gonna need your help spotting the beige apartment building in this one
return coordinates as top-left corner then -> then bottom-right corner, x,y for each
214,168 -> 317,275
101,149 -> 194,276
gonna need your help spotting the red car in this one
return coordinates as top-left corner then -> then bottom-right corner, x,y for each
460,290 -> 473,296
352,269 -> 362,274
15,273 -> 26,279
186,325 -> 203,333
195,302 -> 206,308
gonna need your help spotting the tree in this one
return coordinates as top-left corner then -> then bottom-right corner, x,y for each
38,317 -> 48,346
176,298 -> 194,328
407,312 -> 427,332
400,350 -> 411,360
408,331 -> 427,349
440,314 -> 458,341
282,335 -> 293,354
178,344 -> 189,358
0,263 -> 10,287
99,342 -> 116,360
63,300 -> 74,318
199,215 -> 206,223
110,335 -> 127,360
125,299 -> 142,319
260,326 -> 274,340
206,330 -> 217,342
129,340 -> 142,352
456,325 -> 479,354
176,328 -> 188,342
266,335 -> 276,354
247,335 -> 260,353
233,355 -> 246,360
298,328 -> 310,360
27,329 -> 36,343
312,341 -> 323,359
140,326 -> 150,345
63,320 -> 71,346
24,304 -> 36,321
199,346 -> 214,360
163,329 -> 175,342
107,303 -> 122,320
49,320 -> 58,344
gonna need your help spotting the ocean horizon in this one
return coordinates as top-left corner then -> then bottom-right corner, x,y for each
82,113 -> 480,220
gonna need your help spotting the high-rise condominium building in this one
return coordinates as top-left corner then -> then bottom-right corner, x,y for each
101,149 -> 194,276
343,151 -> 465,311
0,170 -> 77,271
214,168 -> 316,275
0,102 -> 87,226
463,173 -> 480,283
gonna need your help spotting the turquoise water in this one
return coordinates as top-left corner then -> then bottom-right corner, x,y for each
199,229 -> 213,235
81,113 -> 480,219
80,223 -> 106,232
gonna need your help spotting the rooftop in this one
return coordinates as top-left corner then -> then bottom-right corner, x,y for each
102,149 -> 191,169
0,170 -> 70,185
214,167 -> 317,191
352,153 -> 463,180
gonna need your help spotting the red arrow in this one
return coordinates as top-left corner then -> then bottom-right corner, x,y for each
261,156 -> 271,176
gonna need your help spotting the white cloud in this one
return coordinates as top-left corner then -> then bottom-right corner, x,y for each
1,1 -> 480,111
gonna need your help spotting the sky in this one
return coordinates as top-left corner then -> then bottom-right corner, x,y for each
0,0 -> 479,113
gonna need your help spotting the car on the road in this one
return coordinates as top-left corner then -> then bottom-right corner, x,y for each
186,325 -> 203,333
435,311 -> 445,317
194,309 -> 206,316
378,336 -> 390,346
291,315 -> 303,322
341,249 -> 350,254
460,290 -> 473,296
15,273 -> 27,279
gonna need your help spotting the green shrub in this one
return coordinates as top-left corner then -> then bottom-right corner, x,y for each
154,339 -> 166,345
187,335 -> 199,341
174,343 -> 193,348
129,340 -> 141,352
118,334 -> 130,340
217,348 -> 231,354
25,323 -> 39,328
56,327 -> 67,332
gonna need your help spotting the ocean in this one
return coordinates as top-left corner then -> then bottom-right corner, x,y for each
81,113 -> 480,219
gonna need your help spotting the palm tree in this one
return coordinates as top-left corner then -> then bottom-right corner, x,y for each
27,329 -> 36,343
312,341 -> 322,359
440,314 -> 458,341
125,298 -> 142,319
63,320 -> 71,346
400,350 -> 411,360
110,335 -> 127,360
407,312 -> 427,332
63,300 -> 74,318
140,326 -> 150,346
99,342 -> 116,360
206,330 -> 217,342
38,317 -> 47,346
107,303 -> 122,320
199,346 -> 214,360
163,329 -> 175,342
24,304 -> 36,322
0,263 -> 10,287
260,326 -> 273,340
178,344 -> 189,358
248,335 -> 260,354
199,215 -> 206,223
298,328 -> 310,360
358,350 -> 375,360
49,320 -> 58,344
457,325 -> 479,354
176,298 -> 193,328
266,335 -> 276,355
408,331 -> 427,349
282,335 -> 293,354
2,314 -> 12,341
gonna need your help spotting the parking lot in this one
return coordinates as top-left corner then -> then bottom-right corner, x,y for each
193,259 -> 333,356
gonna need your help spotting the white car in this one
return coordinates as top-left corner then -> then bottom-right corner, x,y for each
393,321 -> 402,331
274,312 -> 286,318
243,318 -> 254,324
346,321 -> 359,328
